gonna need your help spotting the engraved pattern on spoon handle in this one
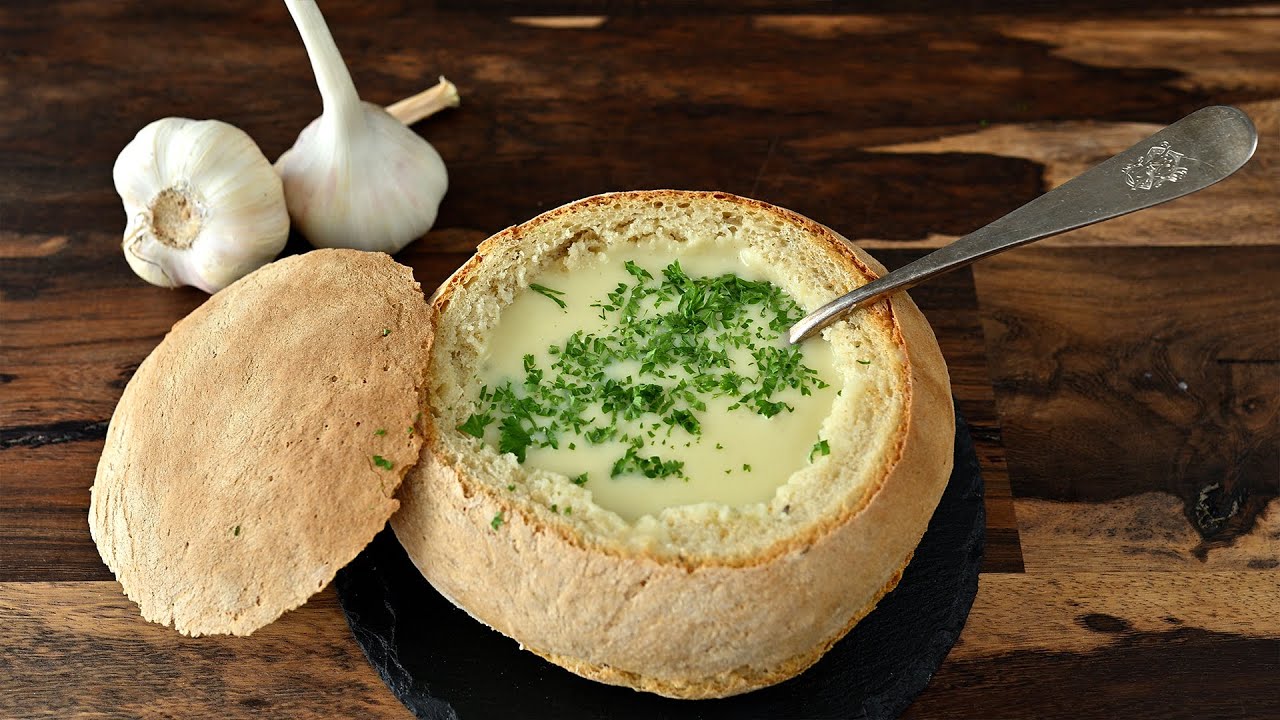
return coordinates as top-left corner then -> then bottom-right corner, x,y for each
789,106 -> 1259,344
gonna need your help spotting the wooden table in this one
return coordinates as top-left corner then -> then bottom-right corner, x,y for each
2,2 -> 1277,718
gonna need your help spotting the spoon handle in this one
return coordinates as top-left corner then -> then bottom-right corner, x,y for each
788,105 -> 1258,344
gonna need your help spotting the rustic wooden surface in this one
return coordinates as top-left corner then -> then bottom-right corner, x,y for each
1,2 -> 1277,718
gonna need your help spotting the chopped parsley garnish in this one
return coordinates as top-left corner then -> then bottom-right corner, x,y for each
612,442 -> 686,480
498,415 -> 533,462
233,524 -> 241,536
809,439 -> 831,462
491,512 -> 504,530
374,428 -> 387,436
372,454 -> 394,470
529,283 -> 567,309
857,359 -> 871,365
457,412 -> 493,438
463,260 -> 828,484
382,328 -> 391,336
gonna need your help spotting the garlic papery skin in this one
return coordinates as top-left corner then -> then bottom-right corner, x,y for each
114,118 -> 290,293
276,0 -> 448,254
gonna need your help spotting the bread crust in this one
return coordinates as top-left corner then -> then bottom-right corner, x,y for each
392,191 -> 953,698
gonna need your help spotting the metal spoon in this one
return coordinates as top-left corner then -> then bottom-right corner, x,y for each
788,105 -> 1259,344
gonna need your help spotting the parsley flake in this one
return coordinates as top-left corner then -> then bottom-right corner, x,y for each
457,412 -> 493,438
529,283 -> 567,309
498,416 -> 533,462
612,444 -> 685,480
372,455 -> 394,470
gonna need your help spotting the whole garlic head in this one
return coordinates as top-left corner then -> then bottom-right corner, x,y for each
276,103 -> 447,253
276,0 -> 448,254
113,118 -> 290,293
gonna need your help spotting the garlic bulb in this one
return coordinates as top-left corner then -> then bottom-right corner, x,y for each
113,118 -> 290,293
276,0 -> 448,254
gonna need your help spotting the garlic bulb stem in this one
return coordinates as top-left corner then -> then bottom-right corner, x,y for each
385,77 -> 461,125
283,0 -> 362,132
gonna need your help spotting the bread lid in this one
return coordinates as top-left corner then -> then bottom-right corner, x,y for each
89,249 -> 433,636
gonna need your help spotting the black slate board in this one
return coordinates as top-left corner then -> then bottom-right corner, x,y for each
335,410 -> 983,720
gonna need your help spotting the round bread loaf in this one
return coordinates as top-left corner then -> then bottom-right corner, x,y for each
391,191 -> 954,698
89,249 -> 432,636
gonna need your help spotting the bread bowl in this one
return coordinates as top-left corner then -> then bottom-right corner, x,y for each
391,190 -> 954,699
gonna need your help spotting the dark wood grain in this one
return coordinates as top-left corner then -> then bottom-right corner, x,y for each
915,629 -> 1279,720
2,2 -> 1278,718
5,5 -> 1275,242
906,573 -> 1280,720
975,247 -> 1280,570
439,1 -> 1279,17
0,445 -> 114,582
0,584 -> 412,719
